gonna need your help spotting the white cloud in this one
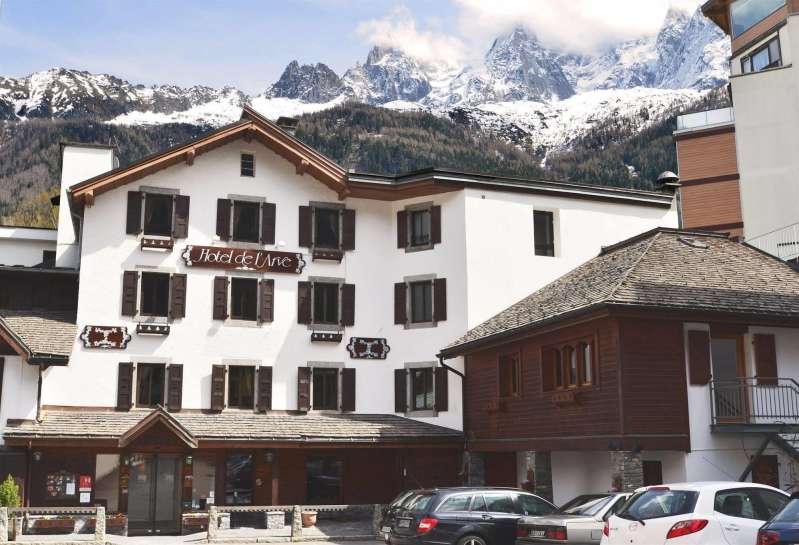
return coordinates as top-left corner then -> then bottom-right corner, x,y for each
355,6 -> 467,67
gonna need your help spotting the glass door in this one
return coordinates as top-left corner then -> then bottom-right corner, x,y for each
711,336 -> 747,422
127,454 -> 182,535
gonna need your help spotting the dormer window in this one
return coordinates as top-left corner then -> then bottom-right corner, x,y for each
241,153 -> 255,177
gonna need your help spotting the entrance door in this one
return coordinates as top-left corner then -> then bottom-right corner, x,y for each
127,454 -> 182,535
711,335 -> 747,422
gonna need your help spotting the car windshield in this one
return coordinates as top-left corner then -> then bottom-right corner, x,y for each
618,489 -> 699,521
558,495 -> 615,516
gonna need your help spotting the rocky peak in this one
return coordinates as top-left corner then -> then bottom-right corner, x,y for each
267,61 -> 343,102
342,46 -> 432,105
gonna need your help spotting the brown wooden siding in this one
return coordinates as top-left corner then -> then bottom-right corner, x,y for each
676,129 -> 737,181
0,271 -> 78,311
681,179 -> 743,235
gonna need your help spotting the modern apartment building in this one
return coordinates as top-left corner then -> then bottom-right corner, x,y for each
0,107 -> 677,534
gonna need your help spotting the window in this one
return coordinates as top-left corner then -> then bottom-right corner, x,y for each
553,350 -> 563,389
232,201 -> 260,243
230,278 -> 258,321
312,367 -> 338,410
731,0 -> 785,38
411,368 -> 435,411
580,342 -> 593,385
499,354 -> 521,398
741,36 -> 782,74
240,153 -> 255,177
225,454 -> 253,505
410,281 -> 433,323
141,272 -> 170,317
437,495 -> 473,512
471,495 -> 487,512
543,338 -> 597,392
314,207 -> 340,249
191,457 -> 216,511
715,488 -> 789,521
534,210 -> 555,256
313,283 -> 340,325
137,363 -> 165,407
520,494 -> 556,516
410,209 -> 432,248
484,493 -> 518,514
566,347 -> 578,387
228,366 -> 255,409
94,455 -> 120,512
306,456 -> 342,503
143,193 -> 174,236
619,490 -> 698,521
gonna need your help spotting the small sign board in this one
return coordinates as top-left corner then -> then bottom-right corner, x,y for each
181,245 -> 306,274
346,337 -> 390,360
80,326 -> 132,349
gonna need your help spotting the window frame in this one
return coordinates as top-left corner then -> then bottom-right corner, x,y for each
409,280 -> 434,325
543,335 -> 599,392
142,192 -> 175,238
224,452 -> 254,505
312,205 -> 343,250
139,271 -> 171,318
405,204 -> 434,251
231,199 -> 262,243
741,35 -> 782,74
533,209 -> 556,257
136,362 -> 167,408
410,367 -> 435,411
498,351 -> 522,399
311,367 -> 340,411
229,277 -> 259,322
240,152 -> 255,178
227,365 -> 256,410
312,282 -> 341,326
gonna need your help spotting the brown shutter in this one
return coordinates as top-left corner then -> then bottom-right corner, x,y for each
117,362 -> 134,411
257,366 -> 273,412
431,205 -> 442,245
687,330 -> 711,386
342,209 -> 356,250
297,281 -> 311,324
121,271 -> 139,317
173,195 -> 190,238
435,366 -> 449,411
341,284 -> 355,326
216,198 -> 231,240
397,210 -> 408,248
297,367 -> 311,411
298,206 -> 312,247
211,365 -> 226,411
167,364 -> 183,411
394,369 -> 407,412
394,282 -> 407,325
341,368 -> 356,412
212,276 -> 228,320
126,191 -> 142,234
169,274 -> 187,319
433,278 -> 447,322
754,334 -> 778,386
259,279 -> 275,323
261,202 -> 276,245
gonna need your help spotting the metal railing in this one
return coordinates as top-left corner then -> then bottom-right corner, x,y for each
710,378 -> 799,425
747,222 -> 799,262
676,107 -> 735,131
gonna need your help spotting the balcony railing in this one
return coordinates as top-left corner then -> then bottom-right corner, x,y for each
746,222 -> 799,262
710,378 -> 799,426
676,107 -> 735,131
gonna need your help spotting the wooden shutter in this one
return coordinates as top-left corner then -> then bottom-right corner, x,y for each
342,209 -> 356,250
341,284 -> 355,326
173,195 -> 190,238
298,206 -> 312,247
260,202 -> 277,245
435,366 -> 448,411
341,368 -> 356,412
431,205 -> 442,245
121,271 -> 139,317
433,278 -> 447,322
687,330 -> 711,386
216,198 -> 231,240
397,210 -> 408,248
212,276 -> 228,320
167,364 -> 183,411
259,279 -> 275,323
394,369 -> 407,412
257,366 -> 273,412
117,362 -> 134,411
297,281 -> 312,324
754,334 -> 778,386
126,191 -> 142,234
211,365 -> 226,411
297,367 -> 311,411
169,274 -> 187,319
394,282 -> 407,325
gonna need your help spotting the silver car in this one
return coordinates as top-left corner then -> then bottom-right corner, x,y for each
516,493 -> 629,545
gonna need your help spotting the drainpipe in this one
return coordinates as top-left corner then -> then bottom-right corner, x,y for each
35,365 -> 43,422
438,355 -> 464,379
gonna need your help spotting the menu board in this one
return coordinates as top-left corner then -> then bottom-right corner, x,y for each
46,472 -> 77,498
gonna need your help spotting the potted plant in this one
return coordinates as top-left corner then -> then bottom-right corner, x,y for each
301,510 -> 318,527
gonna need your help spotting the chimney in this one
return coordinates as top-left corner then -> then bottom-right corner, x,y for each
55,143 -> 117,268
276,116 -> 299,136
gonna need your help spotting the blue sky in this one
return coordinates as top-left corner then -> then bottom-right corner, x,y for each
0,0 -> 700,93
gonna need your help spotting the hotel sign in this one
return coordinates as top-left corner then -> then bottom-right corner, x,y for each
181,245 -> 306,274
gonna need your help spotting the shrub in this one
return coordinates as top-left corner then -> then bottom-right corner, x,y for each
0,474 -> 21,508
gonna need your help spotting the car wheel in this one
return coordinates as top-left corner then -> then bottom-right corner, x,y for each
456,535 -> 487,545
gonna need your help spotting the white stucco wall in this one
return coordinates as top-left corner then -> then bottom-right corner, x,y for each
0,227 -> 56,267
0,356 -> 39,446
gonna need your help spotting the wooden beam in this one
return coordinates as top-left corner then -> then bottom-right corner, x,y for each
185,148 -> 196,166
296,159 -> 310,176
84,190 -> 95,207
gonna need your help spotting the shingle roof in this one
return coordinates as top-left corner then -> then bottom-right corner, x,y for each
4,409 -> 463,444
0,309 -> 77,359
442,228 -> 799,355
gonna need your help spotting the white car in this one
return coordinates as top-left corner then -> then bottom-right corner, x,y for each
601,482 -> 789,545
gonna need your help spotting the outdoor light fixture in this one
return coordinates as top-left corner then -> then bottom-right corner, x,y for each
264,451 -> 275,464
32,451 -> 42,462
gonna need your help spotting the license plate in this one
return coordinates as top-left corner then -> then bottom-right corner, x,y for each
382,526 -> 391,533
398,519 -> 411,528
529,529 -> 546,538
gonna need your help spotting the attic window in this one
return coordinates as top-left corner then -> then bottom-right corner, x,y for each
241,153 -> 255,177
678,237 -> 709,249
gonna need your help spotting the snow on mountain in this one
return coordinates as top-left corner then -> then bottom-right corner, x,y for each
340,46 -> 433,104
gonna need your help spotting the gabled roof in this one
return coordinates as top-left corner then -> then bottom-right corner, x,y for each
118,406 -> 198,449
0,309 -> 76,365
441,228 -> 799,357
69,105 -> 347,205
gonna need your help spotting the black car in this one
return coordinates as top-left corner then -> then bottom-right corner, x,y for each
758,492 -> 799,545
380,490 -> 422,542
388,487 -> 557,545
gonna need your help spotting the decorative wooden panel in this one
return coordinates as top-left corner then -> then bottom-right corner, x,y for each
80,326 -> 132,349
346,337 -> 390,359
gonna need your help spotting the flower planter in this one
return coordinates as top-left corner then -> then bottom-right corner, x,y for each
30,518 -> 75,533
301,511 -> 318,528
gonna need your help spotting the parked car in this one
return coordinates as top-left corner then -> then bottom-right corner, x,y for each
380,490 -> 421,543
757,492 -> 799,545
516,493 -> 629,544
388,487 -> 557,545
602,482 -> 789,545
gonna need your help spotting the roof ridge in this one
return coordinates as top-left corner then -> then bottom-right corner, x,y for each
604,231 -> 661,303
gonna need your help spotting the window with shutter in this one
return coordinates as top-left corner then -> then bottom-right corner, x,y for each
143,193 -> 174,237
297,281 -> 312,324
232,201 -> 261,243
399,204 -> 441,251
298,206 -> 312,248
230,278 -> 258,321
211,365 -> 226,411
687,330 -> 711,386
261,202 -> 276,245
257,366 -> 273,412
216,199 -> 232,240
137,363 -> 166,408
342,209 -> 355,250
410,368 -> 434,411
140,272 -> 170,318
173,195 -> 190,239
431,205 -> 442,245
397,211 -> 408,248
394,369 -> 408,413
312,368 -> 339,410
341,368 -> 355,412
435,366 -> 448,411
126,192 -> 143,235
341,284 -> 355,327
212,277 -> 229,320
167,364 -> 183,411
170,274 -> 187,319
394,283 -> 407,325
121,271 -> 139,317
754,334 -> 778,386
228,366 -> 255,409
298,367 -> 311,411
117,362 -> 134,411
433,278 -> 447,322
259,279 -> 274,323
